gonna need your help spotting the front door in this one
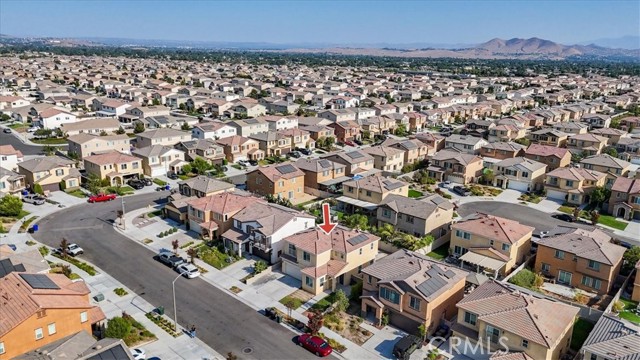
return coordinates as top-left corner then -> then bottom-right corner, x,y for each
338,274 -> 345,285
558,270 -> 572,285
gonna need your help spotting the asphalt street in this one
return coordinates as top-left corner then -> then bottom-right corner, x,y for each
34,192 -> 330,360
0,130 -> 67,155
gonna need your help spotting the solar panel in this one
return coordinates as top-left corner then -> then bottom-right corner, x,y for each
19,273 -> 60,290
416,268 -> 448,297
347,233 -> 369,246
318,160 -> 332,168
383,180 -> 405,191
245,119 -> 258,124
346,151 -> 364,159
276,164 -> 297,174
401,141 -> 418,149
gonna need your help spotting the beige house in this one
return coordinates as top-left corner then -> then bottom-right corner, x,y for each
67,133 -> 131,159
428,150 -> 484,185
579,154 -> 631,188
452,280 -> 578,360
0,167 -> 26,195
608,177 -> 640,221
361,249 -> 467,334
567,133 -> 608,156
383,138 -> 430,165
18,156 -> 81,192
216,135 -> 265,162
524,144 -> 572,171
377,194 -> 453,239
83,151 -> 143,185
186,192 -> 261,239
294,158 -> 348,192
492,157 -> 547,192
338,175 -> 409,213
135,128 -> 191,148
246,163 -> 305,203
633,261 -> 640,301
59,117 -> 121,136
544,167 -> 607,205
363,145 -> 406,172
450,213 -> 534,276
580,315 -> 640,360
281,226 -> 379,295
323,150 -> 375,176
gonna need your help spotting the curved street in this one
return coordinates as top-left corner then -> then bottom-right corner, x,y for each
0,130 -> 67,155
33,192 -> 324,360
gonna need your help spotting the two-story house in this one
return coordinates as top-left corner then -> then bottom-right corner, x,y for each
279,128 -> 314,150
544,167 -> 607,205
299,124 -> 336,144
175,139 -> 226,165
383,138 -> 430,165
580,315 -> 640,360
18,156 -> 81,192
567,133 -> 608,156
338,175 -> 409,214
414,132 -> 446,155
229,118 -> 270,137
608,177 -> 640,221
479,142 -> 525,160
191,121 -> 237,140
0,167 -> 26,195
492,157 -> 547,192
0,144 -> 24,171
281,226 -> 379,295
249,131 -> 293,157
363,145 -> 405,173
535,227 -> 626,295
553,121 -> 589,135
247,163 -> 305,203
428,150 -> 483,185
444,135 -> 489,155
132,145 -> 186,177
67,134 -> 131,159
487,124 -> 527,143
360,249 -> 467,334
135,128 -> 192,148
524,144 -> 572,171
323,150 -> 376,177
590,128 -> 628,146
450,213 -> 534,275
527,129 -> 569,147
83,151 -> 143,186
580,154 -> 631,188
185,192 -> 259,239
177,175 -> 235,199
452,280 -> 578,360
377,193 -> 453,241
215,135 -> 264,163
294,158 -> 348,192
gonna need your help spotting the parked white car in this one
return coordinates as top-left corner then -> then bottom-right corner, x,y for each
131,348 -> 146,360
22,194 -> 46,205
176,263 -> 200,279
27,127 -> 39,133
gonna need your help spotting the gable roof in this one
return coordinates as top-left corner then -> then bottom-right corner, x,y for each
525,144 -> 569,158
453,213 -> 534,245
178,175 -> 235,195
283,226 -> 379,255
379,193 -> 453,219
250,162 -> 305,182
611,177 -> 640,194
187,191 -> 260,214
18,156 -> 74,173
581,315 -> 640,360
536,228 -> 626,265
84,151 -> 139,166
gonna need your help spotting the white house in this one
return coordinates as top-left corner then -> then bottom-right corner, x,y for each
132,145 -> 187,177
0,145 -> 24,171
261,116 -> 299,131
33,108 -> 78,129
191,122 -> 237,140
0,96 -> 30,110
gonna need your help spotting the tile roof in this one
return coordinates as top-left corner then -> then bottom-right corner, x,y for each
187,191 -> 261,213
0,144 -> 24,158
457,280 -> 579,348
494,157 -> 546,172
84,151 -> 139,166
250,162 -> 305,182
580,154 -> 631,170
545,167 -> 607,182
431,150 -> 482,166
379,193 -> 453,219
178,175 -> 235,195
136,128 -> 189,139
489,351 -> 534,360
611,177 -> 640,194
231,202 -> 314,237
342,175 -> 408,194
453,213 -> 534,245
525,143 -> 569,158
581,315 -> 640,360
294,158 -> 345,172
283,226 -> 379,255
18,156 -> 74,172
536,228 -> 626,265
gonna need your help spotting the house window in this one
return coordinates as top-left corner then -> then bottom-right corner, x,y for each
555,250 -> 565,260
522,172 -> 529,178
303,251 -> 311,262
121,164 -> 128,170
485,325 -> 500,343
80,311 -> 88,323
132,162 -> 139,169
319,276 -> 325,286
589,354 -> 597,360
368,275 -> 372,284
541,263 -> 550,272
366,190 -> 372,197
48,323 -> 56,335
463,311 -> 477,326
558,270 -> 572,285
588,260 -> 600,271
581,276 -> 602,290
453,246 -> 467,256
521,339 -> 529,348
35,327 -> 44,340
455,230 -> 471,240
288,244 -> 296,256
409,296 -> 421,311
55,169 -> 64,176
405,215 -> 415,224
566,180 -> 574,187
501,243 -> 510,251
305,276 -> 314,287
380,287 -> 400,304
359,248 -> 363,255
0,342 -> 4,355
382,209 -> 391,218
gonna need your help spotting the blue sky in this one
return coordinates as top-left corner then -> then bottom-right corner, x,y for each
1,0 -> 638,45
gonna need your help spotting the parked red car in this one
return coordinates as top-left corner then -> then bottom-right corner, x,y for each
343,140 -> 356,147
88,193 -> 117,203
298,334 -> 333,357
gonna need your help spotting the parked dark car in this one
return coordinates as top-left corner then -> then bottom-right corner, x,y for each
168,173 -> 179,180
452,186 -> 471,196
297,334 -> 333,357
3,128 -> 11,134
248,160 -> 258,166
392,335 -> 422,360
155,251 -> 185,268
289,151 -> 302,158
552,213 -> 575,222
298,148 -> 312,156
142,178 -> 153,186
128,179 -> 144,189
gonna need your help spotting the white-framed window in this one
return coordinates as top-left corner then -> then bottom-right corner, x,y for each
502,243 -> 510,251
555,250 -> 565,260
305,276 -> 313,287
455,230 -> 471,240
48,323 -> 56,335
380,287 -> 400,304
0,342 -> 5,354
588,260 -> 600,271
80,311 -> 88,323
303,251 -> 311,262
35,327 -> 44,340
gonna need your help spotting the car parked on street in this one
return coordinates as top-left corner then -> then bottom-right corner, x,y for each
3,128 -> 11,134
155,251 -> 185,268
22,194 -> 46,205
176,263 -> 201,278
552,213 -> 575,222
297,334 -> 333,357
55,243 -> 84,257
88,193 -> 117,203
452,186 -> 471,196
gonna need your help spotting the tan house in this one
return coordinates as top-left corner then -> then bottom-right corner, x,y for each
479,142 -> 526,160
363,145 -> 405,173
414,132 -> 445,155
579,154 -> 631,188
527,129 -> 569,147
323,150 -> 375,176
281,226 -> 379,295
249,131 -> 293,157
279,128 -> 314,149
427,150 -> 483,185
177,175 -> 235,198
544,167 -> 607,205
450,213 -> 534,275
67,133 -> 131,159
452,280 -> 578,360
608,177 -> 640,221
0,167 -> 26,195
360,249 -> 467,334
534,227 -> 626,295
567,133 -> 608,156
186,192 -> 261,239
377,193 -> 454,239
135,128 -> 191,148
0,272 -> 106,359
247,163 -> 305,203
294,158 -> 348,191
383,138 -> 430,165
338,175 -> 409,213
18,156 -> 81,192
524,144 -> 571,171
216,135 -> 265,162
487,124 -> 527,143
83,151 -> 143,185
132,145 -> 187,177
492,157 -> 547,192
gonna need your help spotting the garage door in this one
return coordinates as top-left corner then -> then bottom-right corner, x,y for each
546,189 -> 567,201
507,180 -> 529,192
282,261 -> 302,280
388,309 -> 421,335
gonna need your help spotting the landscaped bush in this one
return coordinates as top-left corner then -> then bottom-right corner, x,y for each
508,269 -> 543,290
39,246 -> 49,256
180,241 -> 195,249
105,316 -> 132,339
253,260 -> 268,274
114,287 -> 129,296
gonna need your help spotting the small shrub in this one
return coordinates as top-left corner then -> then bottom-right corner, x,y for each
114,288 -> 129,297
253,260 -> 268,274
38,246 -> 49,256
26,240 -> 36,246
105,316 -> 131,339
613,300 -> 625,313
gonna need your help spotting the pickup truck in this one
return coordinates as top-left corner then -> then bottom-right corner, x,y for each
55,243 -> 84,256
88,193 -> 117,203
452,186 -> 471,196
155,251 -> 186,268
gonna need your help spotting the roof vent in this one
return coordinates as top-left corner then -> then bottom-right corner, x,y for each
94,345 -> 102,350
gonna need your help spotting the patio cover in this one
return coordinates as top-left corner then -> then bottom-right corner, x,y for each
335,196 -> 378,211
319,176 -> 351,186
459,251 -> 506,271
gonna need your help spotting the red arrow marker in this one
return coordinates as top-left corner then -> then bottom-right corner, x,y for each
319,203 -> 337,235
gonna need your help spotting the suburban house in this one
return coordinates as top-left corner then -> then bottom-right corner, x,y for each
608,177 -> 640,220
246,163 -> 305,203
337,175 -> 409,213
11,331 -> 135,360
544,167 -> 607,205
579,154 -> 631,188
534,227 -> 626,295
33,108 -> 77,129
84,151 -> 143,186
0,144 -> 24,171
260,115 -> 298,131
427,150 -> 484,185
329,121 -> 361,143
177,175 -> 235,198
0,272 -> 106,359
524,144 -> 572,171
281,226 -> 380,295
215,135 -> 264,162
66,133 -> 131,159
377,193 -> 454,239
294,158 -> 348,193
0,167 -> 26,195
527,129 -> 569,147
279,128 -> 314,150
360,249 -> 467,334
17,156 -> 81,192
132,145 -> 186,177
125,105 -> 171,119
323,150 -> 375,176
221,202 -> 315,263
414,132 -> 446,154
450,213 -> 534,275
452,280 -> 578,360
191,122 -> 237,140
616,136 -> 640,165
487,124 -> 527,143
589,128 -> 628,146
581,113 -> 611,129
491,157 -> 547,192
479,142 -> 525,160
185,192 -> 259,239
175,139 -> 225,164
444,135 -> 489,155
135,128 -> 191,148
567,133 -> 608,156
232,102 -> 266,118
553,121 -> 589,135
249,131 -> 293,157
59,118 -> 121,136
363,145 -> 406,173
300,124 -> 335,143
580,315 -> 640,360
382,138 -> 430,165
229,118 -> 270,137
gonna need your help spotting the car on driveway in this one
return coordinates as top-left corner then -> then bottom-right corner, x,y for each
131,348 -> 146,360
288,151 -> 301,158
155,251 -> 186,268
297,148 -> 312,156
88,193 -> 117,203
27,127 -> 39,133
297,334 -> 333,357
552,213 -> 575,222
142,178 -> 153,186
55,243 -> 84,257
168,173 -> 179,180
22,194 -> 46,205
452,186 -> 471,196
176,263 -> 201,278
392,334 -> 422,360
128,179 -> 144,190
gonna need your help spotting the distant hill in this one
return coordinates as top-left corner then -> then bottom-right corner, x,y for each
579,35 -> 640,50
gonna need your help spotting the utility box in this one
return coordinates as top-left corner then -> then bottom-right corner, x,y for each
93,293 -> 105,302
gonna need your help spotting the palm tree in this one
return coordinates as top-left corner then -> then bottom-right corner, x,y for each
59,238 -> 69,259
171,239 -> 179,254
377,223 -> 397,242
186,247 -> 197,264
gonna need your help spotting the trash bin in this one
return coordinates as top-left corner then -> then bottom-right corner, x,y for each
276,315 -> 282,323
22,190 -> 29,196
32,224 -> 39,232
165,185 -> 170,191
264,308 -> 273,317
156,306 -> 165,315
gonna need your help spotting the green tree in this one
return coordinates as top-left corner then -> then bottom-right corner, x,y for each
192,157 -> 213,174
133,121 -> 145,134
0,114 -> 11,121
104,316 -> 132,339
394,124 -> 408,137
603,146 -> 618,158
99,130 -> 108,136
152,98 -> 161,106
342,214 -> 369,231
181,122 -> 191,131
376,223 -> 397,242
186,247 -> 197,264
179,103 -> 187,111
0,195 -> 23,216
623,246 -> 640,273
334,289 -> 349,313
590,186 -> 611,206
33,183 -> 44,195
59,238 -> 69,259
590,210 -> 600,225
42,145 -> 56,156
86,174 -> 103,195
515,138 -> 531,146
115,126 -> 126,135
181,163 -> 193,175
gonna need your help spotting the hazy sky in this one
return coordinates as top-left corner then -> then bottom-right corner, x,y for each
1,0 -> 638,45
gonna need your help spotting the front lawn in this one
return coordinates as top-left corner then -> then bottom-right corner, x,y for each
408,189 -> 423,198
279,294 -> 305,310
32,138 -> 68,144
310,292 -> 337,312
153,178 -> 167,186
518,193 -> 542,204
571,318 -> 595,351
195,244 -> 234,269
147,210 -> 163,218
618,298 -> 640,325
426,243 -> 449,260
65,189 -> 87,198
558,205 -> 574,214
106,186 -> 135,195
597,215 -> 628,231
